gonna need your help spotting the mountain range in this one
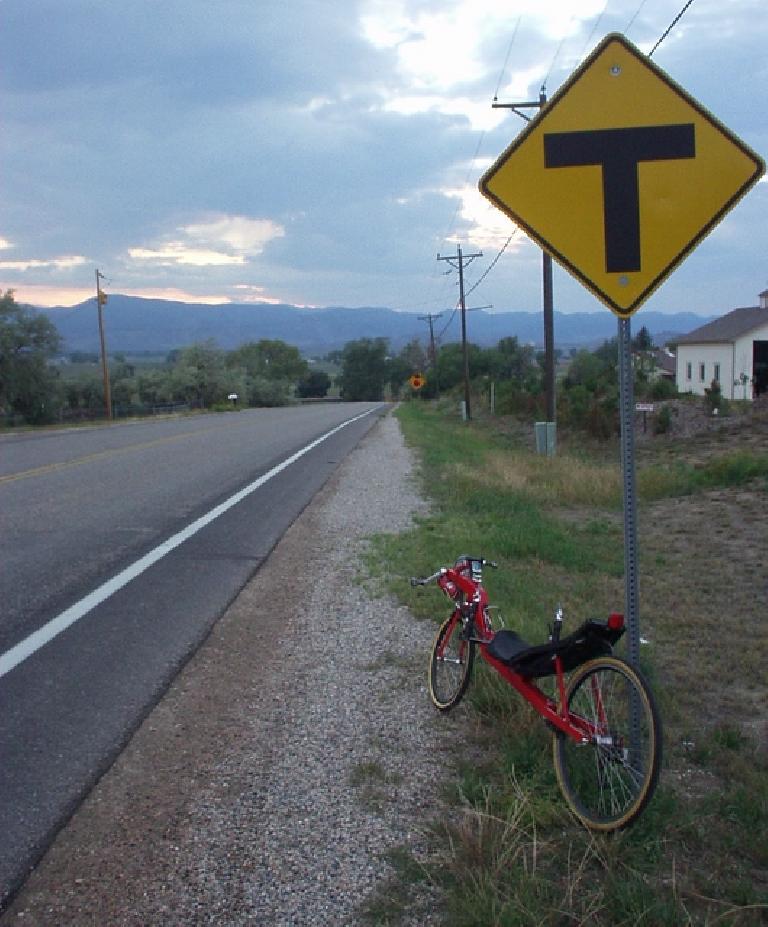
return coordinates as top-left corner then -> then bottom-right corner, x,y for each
37,295 -> 714,356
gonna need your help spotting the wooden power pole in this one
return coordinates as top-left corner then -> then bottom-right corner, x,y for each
95,269 -> 112,420
437,245 -> 482,420
492,89 -> 557,428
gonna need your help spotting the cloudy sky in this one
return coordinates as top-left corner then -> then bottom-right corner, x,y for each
1,0 -> 765,319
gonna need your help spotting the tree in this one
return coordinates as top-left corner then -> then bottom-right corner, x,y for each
386,339 -> 427,397
137,370 -> 171,407
0,290 -> 61,423
487,336 -> 538,385
168,340 -> 229,408
632,325 -> 654,352
297,370 -> 331,398
338,338 -> 389,401
560,339 -> 619,438
632,325 -> 656,383
433,341 -> 487,392
227,339 -> 308,382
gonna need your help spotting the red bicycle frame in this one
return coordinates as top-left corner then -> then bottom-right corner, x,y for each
437,566 -> 600,745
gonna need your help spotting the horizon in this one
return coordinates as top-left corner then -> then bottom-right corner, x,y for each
2,2 -> 765,319
32,291 -> 731,319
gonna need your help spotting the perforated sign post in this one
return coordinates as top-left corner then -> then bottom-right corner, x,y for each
479,33 -> 765,667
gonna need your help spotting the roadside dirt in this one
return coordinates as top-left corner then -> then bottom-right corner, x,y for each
636,399 -> 768,752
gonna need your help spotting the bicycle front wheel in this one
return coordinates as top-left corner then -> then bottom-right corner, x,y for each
553,656 -> 662,832
428,614 -> 475,712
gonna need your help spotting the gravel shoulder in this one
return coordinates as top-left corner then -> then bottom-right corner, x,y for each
2,411 -> 461,925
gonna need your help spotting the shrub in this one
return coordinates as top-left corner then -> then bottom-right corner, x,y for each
704,378 -> 722,414
650,377 -> 677,401
654,404 -> 672,434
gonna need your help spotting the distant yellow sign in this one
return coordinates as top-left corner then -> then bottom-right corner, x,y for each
480,33 -> 765,318
409,373 -> 426,390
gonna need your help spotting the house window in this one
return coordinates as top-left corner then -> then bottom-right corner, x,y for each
699,363 -> 706,382
686,362 -> 692,380
714,363 -> 720,383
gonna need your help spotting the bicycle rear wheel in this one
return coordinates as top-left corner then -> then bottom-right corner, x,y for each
428,613 -> 475,711
553,656 -> 661,831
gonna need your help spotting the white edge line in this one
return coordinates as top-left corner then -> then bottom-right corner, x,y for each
0,408 -> 378,679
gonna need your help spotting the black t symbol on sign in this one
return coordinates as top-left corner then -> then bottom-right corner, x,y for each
544,125 -> 695,273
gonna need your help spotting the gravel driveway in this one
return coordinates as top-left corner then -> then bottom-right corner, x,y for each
1,411 -> 464,925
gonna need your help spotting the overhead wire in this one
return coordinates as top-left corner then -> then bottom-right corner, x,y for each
623,0 -> 650,37
492,15 -> 522,102
541,5 -> 579,94
436,301 -> 460,341
438,11 -> 524,251
578,0 -> 610,61
648,0 -> 697,57
429,0 -> 699,327
464,231 -> 518,301
426,12 -> 526,323
438,130 -> 487,251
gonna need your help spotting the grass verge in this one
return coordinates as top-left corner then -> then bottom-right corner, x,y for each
363,401 -> 768,926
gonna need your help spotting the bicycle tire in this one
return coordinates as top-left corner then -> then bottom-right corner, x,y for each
428,613 -> 475,711
552,656 -> 662,832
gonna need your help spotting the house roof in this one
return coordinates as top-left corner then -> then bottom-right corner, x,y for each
653,349 -> 676,376
674,305 -> 768,345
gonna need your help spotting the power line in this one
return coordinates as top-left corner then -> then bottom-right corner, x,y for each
437,245 -> 482,420
436,302 -> 459,341
439,129 -> 487,249
648,0 -> 697,57
578,0 -> 610,61
623,0 -> 650,36
464,231 -> 518,300
492,15 -> 522,102
437,13 -> 522,254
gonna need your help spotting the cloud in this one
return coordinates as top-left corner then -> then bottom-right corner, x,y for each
128,215 -> 285,268
182,217 -> 285,254
0,254 -> 88,272
127,245 -> 246,268
0,0 -> 765,319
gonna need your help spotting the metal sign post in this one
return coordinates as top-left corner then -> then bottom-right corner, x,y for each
618,317 -> 640,667
479,31 -> 764,671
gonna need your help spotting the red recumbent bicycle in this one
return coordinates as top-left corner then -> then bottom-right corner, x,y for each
411,555 -> 661,831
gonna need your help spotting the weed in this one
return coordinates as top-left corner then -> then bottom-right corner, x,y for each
366,402 -> 767,925
359,845 -> 432,925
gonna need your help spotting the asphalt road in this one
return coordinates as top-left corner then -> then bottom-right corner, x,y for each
0,402 -> 385,907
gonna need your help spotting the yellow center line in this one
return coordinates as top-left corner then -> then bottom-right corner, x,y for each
0,427 -> 223,485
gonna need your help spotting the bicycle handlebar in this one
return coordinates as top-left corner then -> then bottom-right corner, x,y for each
410,569 -> 445,587
409,558 -> 498,588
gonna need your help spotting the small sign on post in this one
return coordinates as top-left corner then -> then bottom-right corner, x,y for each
635,402 -> 654,433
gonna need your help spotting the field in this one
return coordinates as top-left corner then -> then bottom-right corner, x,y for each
365,398 -> 768,926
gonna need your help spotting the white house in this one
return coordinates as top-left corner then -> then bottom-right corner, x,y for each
675,291 -> 768,400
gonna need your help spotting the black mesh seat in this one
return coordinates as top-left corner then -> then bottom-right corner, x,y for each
486,621 -> 624,678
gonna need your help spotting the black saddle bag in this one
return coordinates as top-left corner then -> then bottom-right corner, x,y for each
486,620 -> 625,678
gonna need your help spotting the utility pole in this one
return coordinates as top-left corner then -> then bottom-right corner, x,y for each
95,269 -> 112,420
417,311 -> 442,397
493,88 -> 557,428
437,245 -> 482,420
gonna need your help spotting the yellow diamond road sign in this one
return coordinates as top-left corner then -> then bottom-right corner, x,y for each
479,33 -> 765,318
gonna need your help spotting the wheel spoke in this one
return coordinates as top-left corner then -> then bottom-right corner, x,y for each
428,615 -> 474,711
553,657 -> 661,831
